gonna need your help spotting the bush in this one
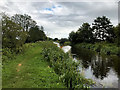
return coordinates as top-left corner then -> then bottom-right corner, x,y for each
2,48 -> 15,61
41,41 -> 93,88
75,43 -> 119,56
2,43 -> 33,62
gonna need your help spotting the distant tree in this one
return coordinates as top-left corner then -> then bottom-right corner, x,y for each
48,37 -> 53,41
77,23 -> 94,43
53,38 -> 58,41
92,16 -> 114,42
40,26 -> 44,31
69,23 -> 94,44
69,31 -> 78,45
27,25 -> 46,42
60,38 -> 68,45
11,14 -> 37,32
2,14 -> 27,51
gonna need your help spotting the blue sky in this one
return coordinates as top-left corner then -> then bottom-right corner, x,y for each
0,0 -> 118,39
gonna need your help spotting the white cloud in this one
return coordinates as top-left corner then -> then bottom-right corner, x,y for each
40,10 -> 53,14
53,5 -> 71,15
0,0 -> 118,39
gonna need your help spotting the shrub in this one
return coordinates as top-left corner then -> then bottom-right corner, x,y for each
41,41 -> 93,88
2,48 -> 15,61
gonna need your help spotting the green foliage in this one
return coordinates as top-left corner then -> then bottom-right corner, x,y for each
41,41 -> 94,88
11,14 -> 37,32
69,31 -> 77,45
77,23 -> 94,43
69,16 -> 116,45
2,13 -> 47,60
114,24 -> 120,46
2,42 -> 65,88
2,14 -> 28,53
27,25 -> 46,42
2,48 -> 15,61
53,38 -> 58,41
74,42 -> 119,56
2,43 -> 33,62
69,23 -> 94,45
64,41 -> 71,46
59,38 -> 69,46
92,16 -> 114,42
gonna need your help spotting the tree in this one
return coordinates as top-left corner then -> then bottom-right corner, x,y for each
11,14 -> 37,32
114,24 -> 120,46
27,25 -> 46,42
60,38 -> 69,46
2,14 -> 27,51
77,23 -> 94,43
40,26 -> 44,31
53,38 -> 58,41
92,16 -> 114,42
69,31 -> 77,45
48,37 -> 53,41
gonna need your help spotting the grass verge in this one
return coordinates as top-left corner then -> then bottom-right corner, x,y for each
2,42 -> 65,88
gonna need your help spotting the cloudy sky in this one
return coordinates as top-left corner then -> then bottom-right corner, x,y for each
0,0 -> 118,39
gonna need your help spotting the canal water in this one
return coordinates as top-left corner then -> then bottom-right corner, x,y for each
53,42 -> 120,88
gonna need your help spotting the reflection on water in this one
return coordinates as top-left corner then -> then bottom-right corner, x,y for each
53,42 -> 120,88
62,46 -> 71,53
71,47 -> 120,88
91,54 -> 113,80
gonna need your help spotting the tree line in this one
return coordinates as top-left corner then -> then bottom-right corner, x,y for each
69,16 -> 120,46
1,13 -> 47,53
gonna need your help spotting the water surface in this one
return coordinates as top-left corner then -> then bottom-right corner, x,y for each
71,46 -> 120,88
53,42 -> 120,88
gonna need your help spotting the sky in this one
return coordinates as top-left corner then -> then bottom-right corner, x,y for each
0,0 -> 119,39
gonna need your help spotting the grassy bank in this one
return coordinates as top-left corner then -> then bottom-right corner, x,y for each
2,41 -> 93,88
73,42 -> 120,56
41,41 -> 94,88
2,42 -> 65,88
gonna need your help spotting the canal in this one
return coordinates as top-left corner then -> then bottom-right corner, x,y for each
54,42 -> 120,88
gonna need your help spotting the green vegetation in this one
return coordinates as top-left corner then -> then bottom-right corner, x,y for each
41,41 -> 94,88
2,41 -> 94,88
2,12 -> 119,88
53,38 -> 70,46
2,14 -> 28,53
69,16 -> 120,56
27,25 -> 46,42
2,13 -> 68,88
74,42 -> 120,56
63,41 -> 71,46
2,42 -> 65,88
2,13 -> 46,54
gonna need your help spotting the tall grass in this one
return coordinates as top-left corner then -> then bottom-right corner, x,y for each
74,42 -> 120,56
40,41 -> 93,88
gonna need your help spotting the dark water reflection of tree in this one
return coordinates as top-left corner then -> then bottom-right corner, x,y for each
71,47 -> 120,80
